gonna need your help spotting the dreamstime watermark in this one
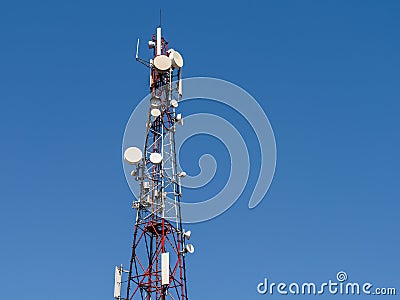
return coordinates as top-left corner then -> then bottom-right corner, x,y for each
122,77 -> 276,223
257,271 -> 397,296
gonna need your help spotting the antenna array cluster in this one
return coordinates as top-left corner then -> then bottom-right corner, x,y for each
114,24 -> 193,300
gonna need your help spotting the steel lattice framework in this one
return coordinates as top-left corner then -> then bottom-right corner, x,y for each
116,25 -> 190,300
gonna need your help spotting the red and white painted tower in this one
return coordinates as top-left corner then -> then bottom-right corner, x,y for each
115,24 -> 193,300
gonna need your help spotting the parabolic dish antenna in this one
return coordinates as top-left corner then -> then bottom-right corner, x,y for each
170,99 -> 178,108
124,147 -> 143,165
151,108 -> 161,117
150,152 -> 163,164
150,96 -> 162,108
170,51 -> 183,68
154,55 -> 172,72
185,244 -> 195,254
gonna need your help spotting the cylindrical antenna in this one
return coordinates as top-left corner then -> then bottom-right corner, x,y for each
149,59 -> 153,88
156,27 -> 162,56
178,69 -> 183,96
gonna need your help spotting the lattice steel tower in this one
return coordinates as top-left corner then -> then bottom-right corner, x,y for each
114,24 -> 194,300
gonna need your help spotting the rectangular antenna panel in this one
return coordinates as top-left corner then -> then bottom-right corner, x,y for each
114,266 -> 122,299
161,252 -> 170,285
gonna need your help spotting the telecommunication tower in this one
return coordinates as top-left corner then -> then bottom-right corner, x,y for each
114,24 -> 194,300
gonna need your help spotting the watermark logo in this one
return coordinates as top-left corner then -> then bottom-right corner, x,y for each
336,271 -> 348,282
257,271 -> 397,296
123,77 -> 276,223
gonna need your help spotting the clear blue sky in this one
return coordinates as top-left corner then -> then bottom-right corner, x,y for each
0,0 -> 399,299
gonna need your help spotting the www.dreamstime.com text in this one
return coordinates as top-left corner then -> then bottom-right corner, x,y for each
257,272 -> 396,296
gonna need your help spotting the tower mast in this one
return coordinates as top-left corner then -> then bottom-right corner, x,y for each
116,24 -> 193,300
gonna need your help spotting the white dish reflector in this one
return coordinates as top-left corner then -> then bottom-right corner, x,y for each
151,108 -> 161,117
185,244 -> 195,254
170,51 -> 184,68
154,55 -> 172,72
150,96 -> 162,108
124,147 -> 143,165
150,153 -> 162,164
183,230 -> 191,240
170,99 -> 178,108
